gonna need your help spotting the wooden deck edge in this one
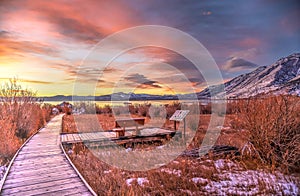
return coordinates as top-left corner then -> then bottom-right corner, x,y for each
60,130 -> 179,145
0,126 -> 45,191
60,143 -> 97,196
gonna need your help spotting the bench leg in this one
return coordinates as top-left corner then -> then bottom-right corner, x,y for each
116,130 -> 125,137
136,129 -> 141,136
121,129 -> 125,136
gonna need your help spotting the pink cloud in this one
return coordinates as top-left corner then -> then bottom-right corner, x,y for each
238,37 -> 261,48
14,0 -> 142,43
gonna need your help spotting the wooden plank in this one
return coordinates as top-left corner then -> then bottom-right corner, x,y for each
15,152 -> 63,160
73,134 -> 81,141
19,145 -> 59,150
3,174 -> 79,189
18,149 -> 61,155
66,134 -> 70,142
13,157 -> 66,166
8,160 -> 68,172
61,134 -> 66,142
86,133 -> 93,140
5,170 -> 77,184
21,145 -> 59,150
14,155 -> 65,164
1,180 -> 85,195
28,185 -> 90,196
3,176 -> 82,192
56,190 -> 92,196
6,165 -> 71,178
90,133 -> 98,140
88,133 -> 95,140
68,134 -> 74,141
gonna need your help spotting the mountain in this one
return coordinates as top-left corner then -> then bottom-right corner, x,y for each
98,92 -> 178,101
41,93 -> 178,102
42,53 -> 300,102
198,53 -> 300,98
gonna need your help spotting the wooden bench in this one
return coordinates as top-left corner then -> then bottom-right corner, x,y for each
113,118 -> 145,137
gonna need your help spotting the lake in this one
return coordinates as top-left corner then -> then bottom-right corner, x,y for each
44,100 -> 209,107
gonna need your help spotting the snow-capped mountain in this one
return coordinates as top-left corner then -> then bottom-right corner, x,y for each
198,53 -> 300,98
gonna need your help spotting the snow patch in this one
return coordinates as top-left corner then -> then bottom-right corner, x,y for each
161,168 -> 182,177
103,170 -> 112,174
0,165 -> 7,182
126,177 -> 149,186
214,159 -> 238,172
137,177 -> 149,186
192,177 -> 208,184
125,148 -> 132,153
126,178 -> 135,186
172,160 -> 180,164
156,145 -> 165,149
202,162 -> 299,195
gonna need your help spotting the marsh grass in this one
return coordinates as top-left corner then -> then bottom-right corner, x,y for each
62,96 -> 300,194
66,142 -> 299,195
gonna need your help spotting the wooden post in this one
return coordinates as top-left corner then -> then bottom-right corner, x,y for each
183,118 -> 186,140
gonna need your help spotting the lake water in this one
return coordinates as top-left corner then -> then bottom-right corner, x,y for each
44,100 -> 209,107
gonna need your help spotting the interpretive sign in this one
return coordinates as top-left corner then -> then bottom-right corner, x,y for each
169,110 -> 189,121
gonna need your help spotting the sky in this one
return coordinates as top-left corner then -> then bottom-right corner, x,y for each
0,0 -> 299,96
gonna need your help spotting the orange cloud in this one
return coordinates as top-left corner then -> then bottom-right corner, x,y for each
21,79 -> 55,85
0,35 -> 59,57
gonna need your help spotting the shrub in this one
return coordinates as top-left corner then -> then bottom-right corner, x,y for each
165,102 -> 181,119
236,95 -> 300,172
0,78 -> 51,164
199,103 -> 211,114
137,103 -> 151,117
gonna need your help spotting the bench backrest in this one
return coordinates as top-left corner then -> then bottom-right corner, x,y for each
115,118 -> 145,128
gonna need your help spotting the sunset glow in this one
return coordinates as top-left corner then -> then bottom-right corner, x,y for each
0,0 -> 299,96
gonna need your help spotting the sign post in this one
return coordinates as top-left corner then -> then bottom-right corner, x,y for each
170,110 -> 190,139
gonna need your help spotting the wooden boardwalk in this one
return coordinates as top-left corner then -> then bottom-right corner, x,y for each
0,115 -> 95,196
61,128 -> 177,144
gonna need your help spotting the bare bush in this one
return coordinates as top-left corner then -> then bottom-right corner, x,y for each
73,101 -> 113,115
165,102 -> 181,119
236,95 -> 300,172
0,78 -> 52,164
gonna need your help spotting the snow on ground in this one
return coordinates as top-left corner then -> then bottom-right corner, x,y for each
124,159 -> 298,195
192,159 -> 299,195
137,178 -> 149,186
126,178 -> 135,186
192,177 -> 208,184
0,165 -> 7,182
160,168 -> 182,177
126,177 -> 149,186
201,169 -> 299,195
214,159 -> 240,172
103,170 -> 112,174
